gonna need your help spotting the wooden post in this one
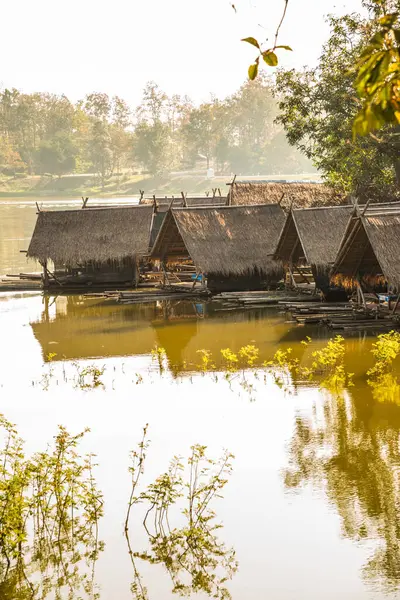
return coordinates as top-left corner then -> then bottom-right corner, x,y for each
181,191 -> 187,207
82,197 -> 89,209
278,193 -> 285,206
36,202 -> 41,213
288,265 -> 297,289
42,260 -> 49,287
392,293 -> 400,315
139,190 -> 144,204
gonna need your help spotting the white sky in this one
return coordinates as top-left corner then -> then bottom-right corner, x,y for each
1,0 -> 364,106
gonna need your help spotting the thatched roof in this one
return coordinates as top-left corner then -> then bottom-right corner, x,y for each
141,196 -> 227,208
274,205 -> 354,268
332,203 -> 400,290
151,204 -> 286,276
228,181 -> 344,208
27,205 -> 154,265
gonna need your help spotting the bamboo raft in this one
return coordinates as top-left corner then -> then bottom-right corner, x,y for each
212,290 -> 321,310
84,286 -> 211,304
0,273 -> 42,292
282,300 -> 400,332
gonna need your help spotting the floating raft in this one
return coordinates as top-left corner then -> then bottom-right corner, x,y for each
0,273 -> 42,292
212,290 -> 321,310
283,301 -> 400,332
85,286 -> 211,304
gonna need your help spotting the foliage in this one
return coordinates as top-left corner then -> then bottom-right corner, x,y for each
125,428 -> 237,600
275,9 -> 400,197
0,416 -> 104,599
367,330 -> 400,401
151,345 -> 167,373
0,77 -> 311,181
353,6 -> 400,136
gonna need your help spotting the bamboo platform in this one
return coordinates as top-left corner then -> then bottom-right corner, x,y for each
282,300 -> 400,332
84,286 -> 210,304
0,273 -> 42,292
212,290 -> 321,310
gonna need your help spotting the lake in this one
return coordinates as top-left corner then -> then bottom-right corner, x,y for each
1,199 -> 400,600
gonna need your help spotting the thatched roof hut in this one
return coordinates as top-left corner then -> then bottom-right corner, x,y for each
274,205 -> 354,270
228,180 -> 344,209
151,204 -> 285,281
27,205 -> 154,266
332,204 -> 400,291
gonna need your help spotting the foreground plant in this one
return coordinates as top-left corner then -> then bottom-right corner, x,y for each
125,427 -> 237,600
0,415 -> 104,599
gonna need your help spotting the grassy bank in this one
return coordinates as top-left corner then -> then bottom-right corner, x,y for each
0,172 -> 321,198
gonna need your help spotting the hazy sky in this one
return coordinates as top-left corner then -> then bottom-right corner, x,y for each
2,0 -> 364,106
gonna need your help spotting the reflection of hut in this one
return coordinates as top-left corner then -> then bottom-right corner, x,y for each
274,205 -> 353,297
27,206 -> 154,289
332,204 -> 400,295
151,205 -> 285,293
227,180 -> 344,208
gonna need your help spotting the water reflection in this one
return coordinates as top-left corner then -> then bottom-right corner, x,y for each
284,390 -> 400,591
125,431 -> 237,600
0,418 -> 103,599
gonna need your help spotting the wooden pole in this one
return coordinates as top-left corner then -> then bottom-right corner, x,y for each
392,293 -> 400,315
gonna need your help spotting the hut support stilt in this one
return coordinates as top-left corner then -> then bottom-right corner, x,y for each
392,294 -> 400,315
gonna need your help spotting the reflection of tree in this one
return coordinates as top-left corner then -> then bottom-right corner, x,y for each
125,429 -> 237,599
284,393 -> 400,590
0,417 -> 104,599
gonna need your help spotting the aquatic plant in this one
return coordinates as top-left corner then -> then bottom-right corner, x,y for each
74,364 -> 106,389
367,331 -> 400,403
0,415 -> 104,599
151,346 -> 167,374
125,428 -> 237,600
220,348 -> 239,373
196,349 -> 215,373
239,344 -> 259,368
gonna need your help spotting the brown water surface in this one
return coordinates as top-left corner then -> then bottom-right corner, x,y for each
0,291 -> 400,599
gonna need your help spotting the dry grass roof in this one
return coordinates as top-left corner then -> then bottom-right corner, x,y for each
151,204 -> 286,276
228,181 -> 344,208
141,196 -> 227,208
333,203 -> 400,289
27,205 -> 154,265
274,205 -> 354,268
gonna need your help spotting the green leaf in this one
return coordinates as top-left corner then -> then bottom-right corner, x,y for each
241,37 -> 260,49
263,51 -> 278,67
248,62 -> 259,80
275,45 -> 293,51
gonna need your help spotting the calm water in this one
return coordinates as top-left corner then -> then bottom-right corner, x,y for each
0,290 -> 399,600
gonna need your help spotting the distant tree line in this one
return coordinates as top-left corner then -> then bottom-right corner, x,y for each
0,77 -> 312,186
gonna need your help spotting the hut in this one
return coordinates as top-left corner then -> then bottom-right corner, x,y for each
151,204 -> 286,293
144,195 -> 228,248
332,204 -> 400,299
227,179 -> 344,209
274,205 -> 354,297
27,205 -> 154,289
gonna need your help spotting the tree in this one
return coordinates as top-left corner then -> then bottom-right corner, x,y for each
89,121 -> 113,188
275,11 -> 400,198
238,0 -> 400,136
133,121 -> 175,175
35,133 -> 77,177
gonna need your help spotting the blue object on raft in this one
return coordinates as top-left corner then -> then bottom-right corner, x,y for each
191,274 -> 203,282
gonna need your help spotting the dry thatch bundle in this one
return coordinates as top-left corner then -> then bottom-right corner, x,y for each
228,181 -> 344,208
332,204 -> 400,290
141,196 -> 227,208
27,205 -> 154,265
274,205 -> 354,270
151,204 -> 286,277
